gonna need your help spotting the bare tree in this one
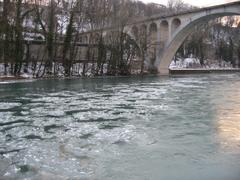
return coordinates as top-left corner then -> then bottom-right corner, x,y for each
62,0 -> 76,76
34,0 -> 59,76
1,0 -> 12,75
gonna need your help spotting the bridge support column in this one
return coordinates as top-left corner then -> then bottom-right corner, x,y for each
158,67 -> 170,75
155,23 -> 161,67
168,20 -> 172,40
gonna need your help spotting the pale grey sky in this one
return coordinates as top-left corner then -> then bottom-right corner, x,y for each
141,0 -> 238,7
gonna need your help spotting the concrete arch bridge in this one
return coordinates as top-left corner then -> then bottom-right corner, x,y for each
81,1 -> 240,75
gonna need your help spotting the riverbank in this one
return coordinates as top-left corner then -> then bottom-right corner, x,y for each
0,62 -> 143,82
169,68 -> 240,75
0,76 -> 29,81
0,75 -> 86,83
1,68 -> 240,82
0,73 -> 151,83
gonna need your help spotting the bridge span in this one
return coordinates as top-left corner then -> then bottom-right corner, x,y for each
81,1 -> 240,75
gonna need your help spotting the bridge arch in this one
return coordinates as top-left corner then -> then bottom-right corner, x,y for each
131,25 -> 139,40
139,24 -> 147,38
171,18 -> 181,34
83,35 -> 88,44
160,20 -> 169,48
149,22 -> 158,43
149,22 -> 158,66
138,24 -> 148,53
158,9 -> 240,75
94,33 -> 100,43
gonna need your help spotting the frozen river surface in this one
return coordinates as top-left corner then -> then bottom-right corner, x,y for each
0,74 -> 240,179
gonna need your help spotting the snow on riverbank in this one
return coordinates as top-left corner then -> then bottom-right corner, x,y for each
0,57 -> 236,80
169,57 -> 233,69
0,62 -> 108,80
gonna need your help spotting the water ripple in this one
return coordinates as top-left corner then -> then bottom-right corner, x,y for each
0,75 -> 240,179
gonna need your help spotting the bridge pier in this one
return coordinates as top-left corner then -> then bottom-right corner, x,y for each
158,67 -> 170,75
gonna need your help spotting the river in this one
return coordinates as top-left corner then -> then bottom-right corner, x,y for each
0,74 -> 240,179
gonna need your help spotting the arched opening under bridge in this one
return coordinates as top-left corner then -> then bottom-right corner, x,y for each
158,11 -> 240,75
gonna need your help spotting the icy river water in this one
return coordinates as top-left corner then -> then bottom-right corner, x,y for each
0,74 -> 240,180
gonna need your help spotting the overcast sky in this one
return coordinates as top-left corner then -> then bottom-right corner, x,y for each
140,0 -> 238,7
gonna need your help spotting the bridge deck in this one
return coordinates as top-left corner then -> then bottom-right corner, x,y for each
132,1 -> 240,24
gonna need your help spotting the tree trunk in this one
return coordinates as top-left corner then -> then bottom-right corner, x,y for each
62,11 -> 74,76
2,0 -> 11,75
14,0 -> 24,76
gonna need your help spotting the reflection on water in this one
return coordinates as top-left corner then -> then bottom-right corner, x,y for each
218,117 -> 240,148
215,81 -> 240,150
0,74 -> 240,179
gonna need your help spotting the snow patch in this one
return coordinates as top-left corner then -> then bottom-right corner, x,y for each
170,57 -> 233,69
170,58 -> 201,69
